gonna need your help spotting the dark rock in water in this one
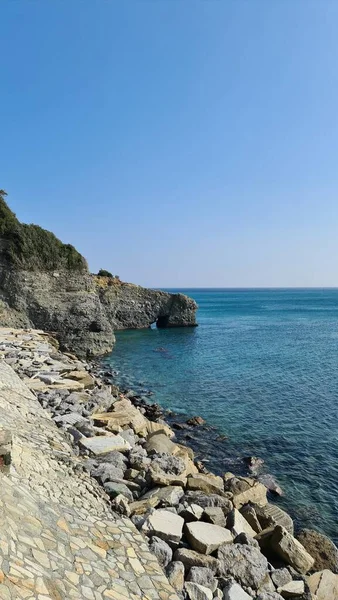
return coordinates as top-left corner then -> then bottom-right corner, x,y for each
258,474 -> 283,496
187,416 -> 205,427
243,456 -> 264,475
172,422 -> 190,431
216,435 -> 228,442
297,528 -> 338,573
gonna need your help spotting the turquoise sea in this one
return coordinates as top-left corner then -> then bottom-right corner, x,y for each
103,289 -> 338,543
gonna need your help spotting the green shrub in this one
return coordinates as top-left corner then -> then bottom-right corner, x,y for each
97,269 -> 113,278
0,190 -> 87,272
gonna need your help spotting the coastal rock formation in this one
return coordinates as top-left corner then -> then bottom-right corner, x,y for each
3,326 -> 337,599
0,193 -> 197,356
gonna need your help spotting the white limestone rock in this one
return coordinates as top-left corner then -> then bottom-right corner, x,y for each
185,521 -> 233,555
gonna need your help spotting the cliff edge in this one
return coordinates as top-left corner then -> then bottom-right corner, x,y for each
0,191 -> 197,356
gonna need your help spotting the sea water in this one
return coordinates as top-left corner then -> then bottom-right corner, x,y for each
103,288 -> 338,542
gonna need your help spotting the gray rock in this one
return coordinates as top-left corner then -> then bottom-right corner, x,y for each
178,502 -> 204,523
149,536 -> 172,567
166,561 -> 185,592
142,486 -> 184,507
129,448 -> 151,471
202,507 -> 227,527
142,509 -> 184,544
185,521 -> 233,555
234,533 -> 259,548
258,474 -> 283,497
256,594 -> 283,600
146,433 -> 177,455
173,548 -> 220,573
185,582 -> 213,600
222,581 -> 253,599
270,568 -> 292,588
184,491 -> 233,513
277,580 -> 304,597
103,481 -> 133,501
223,476 -> 267,509
79,434 -> 131,455
267,526 -> 314,574
240,505 -> 262,534
151,453 -> 186,475
187,567 -> 217,592
253,504 -> 294,536
96,450 -> 127,469
218,544 -> 269,590
227,509 -> 257,538
91,463 -> 124,483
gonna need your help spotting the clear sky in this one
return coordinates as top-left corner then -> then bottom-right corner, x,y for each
1,1 -> 338,288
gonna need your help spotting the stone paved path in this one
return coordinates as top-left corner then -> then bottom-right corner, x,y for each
0,329 -> 179,600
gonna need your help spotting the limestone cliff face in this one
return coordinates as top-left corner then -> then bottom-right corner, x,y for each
0,267 -> 197,357
0,193 -> 198,356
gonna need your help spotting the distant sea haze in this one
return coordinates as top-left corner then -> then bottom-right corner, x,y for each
105,288 -> 338,543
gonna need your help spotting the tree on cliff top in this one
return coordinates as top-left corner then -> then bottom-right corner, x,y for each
0,190 -> 88,272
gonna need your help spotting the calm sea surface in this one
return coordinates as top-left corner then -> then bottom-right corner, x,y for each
103,289 -> 338,542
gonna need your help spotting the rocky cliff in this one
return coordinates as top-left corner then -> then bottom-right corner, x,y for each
0,193 -> 197,357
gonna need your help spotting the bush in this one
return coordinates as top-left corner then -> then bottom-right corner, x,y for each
0,190 -> 88,272
97,269 -> 113,278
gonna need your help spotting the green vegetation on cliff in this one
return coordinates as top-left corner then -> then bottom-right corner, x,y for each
0,190 -> 87,272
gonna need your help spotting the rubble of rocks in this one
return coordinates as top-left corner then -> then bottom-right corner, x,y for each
1,327 -> 338,600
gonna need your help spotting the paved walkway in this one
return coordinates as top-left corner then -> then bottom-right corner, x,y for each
0,330 -> 179,600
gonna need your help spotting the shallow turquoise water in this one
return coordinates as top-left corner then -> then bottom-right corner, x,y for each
104,289 -> 338,542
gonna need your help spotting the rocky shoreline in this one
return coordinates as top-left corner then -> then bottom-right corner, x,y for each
1,328 -> 337,600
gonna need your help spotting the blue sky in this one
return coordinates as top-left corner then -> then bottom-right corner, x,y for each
1,1 -> 338,287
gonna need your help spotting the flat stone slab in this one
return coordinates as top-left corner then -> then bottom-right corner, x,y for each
185,521 -> 233,554
308,569 -> 338,599
142,509 -> 184,544
79,434 -> 131,455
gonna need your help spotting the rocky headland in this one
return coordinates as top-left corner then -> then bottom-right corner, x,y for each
0,192 -> 197,358
0,326 -> 337,600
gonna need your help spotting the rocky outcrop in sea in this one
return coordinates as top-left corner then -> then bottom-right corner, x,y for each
1,326 -> 337,600
0,193 -> 198,358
